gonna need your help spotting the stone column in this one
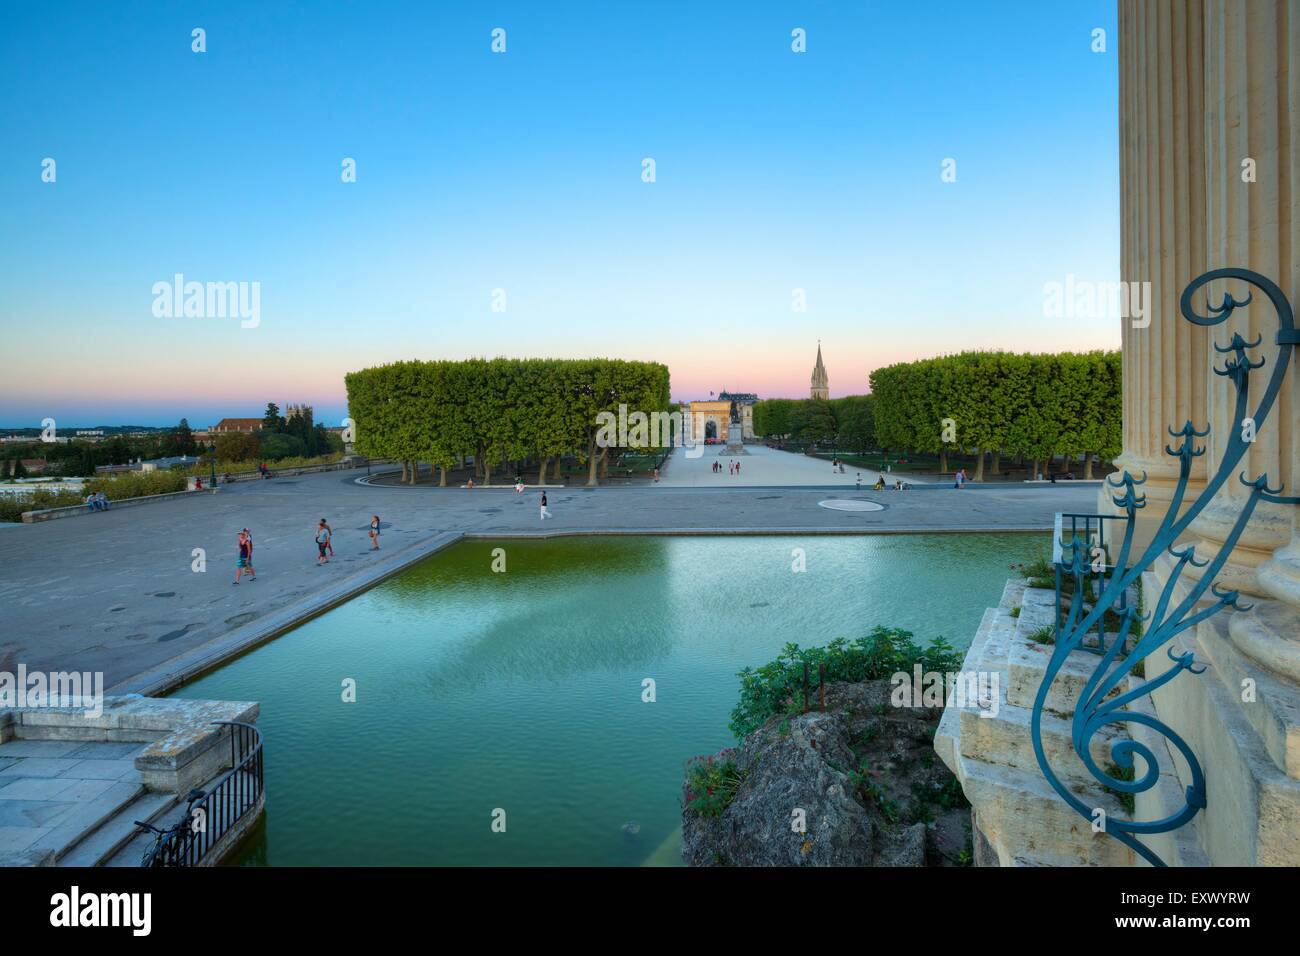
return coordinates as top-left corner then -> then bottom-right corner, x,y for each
1130,0 -> 1300,865
1104,0 -> 1210,551
1205,0 -> 1300,708
1186,0 -> 1299,600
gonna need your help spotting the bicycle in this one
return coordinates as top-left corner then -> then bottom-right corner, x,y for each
133,788 -> 207,867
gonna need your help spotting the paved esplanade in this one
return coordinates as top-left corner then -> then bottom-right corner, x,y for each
658,444 -> 915,487
0,463 -> 1097,694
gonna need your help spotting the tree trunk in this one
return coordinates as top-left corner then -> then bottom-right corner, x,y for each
600,454 -> 609,480
538,457 -> 549,485
973,452 -> 985,482
990,450 -> 1001,476
939,448 -> 948,473
439,464 -> 447,487
1030,459 -> 1040,480
482,459 -> 492,486
1084,455 -> 1094,480
400,460 -> 409,483
586,441 -> 605,486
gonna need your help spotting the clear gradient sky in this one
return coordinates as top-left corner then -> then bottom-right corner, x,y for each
0,1 -> 1120,428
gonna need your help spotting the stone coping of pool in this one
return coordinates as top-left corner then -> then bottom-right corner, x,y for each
111,523 -> 1049,699
112,530 -> 468,697
2,695 -> 259,795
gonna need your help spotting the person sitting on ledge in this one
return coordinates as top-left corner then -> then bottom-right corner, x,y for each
873,475 -> 886,491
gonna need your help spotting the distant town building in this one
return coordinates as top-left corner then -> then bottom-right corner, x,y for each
684,392 -> 758,442
211,418 -> 262,434
140,455 -> 199,472
2,458 -> 48,476
285,403 -> 312,422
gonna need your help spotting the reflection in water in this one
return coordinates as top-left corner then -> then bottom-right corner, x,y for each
174,534 -> 1048,866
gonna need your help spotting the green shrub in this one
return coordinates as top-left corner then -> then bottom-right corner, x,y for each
729,626 -> 963,740
84,470 -> 187,501
0,489 -> 86,522
1028,626 -> 1055,645
683,753 -> 745,817
186,452 -> 343,477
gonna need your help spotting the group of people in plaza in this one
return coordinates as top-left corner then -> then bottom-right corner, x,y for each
870,474 -> 909,491
83,491 -> 110,511
712,458 -> 741,475
233,514 -> 382,582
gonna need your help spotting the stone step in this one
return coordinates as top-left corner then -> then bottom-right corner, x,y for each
1008,634 -> 1135,714
57,791 -> 177,867
23,781 -> 144,863
935,607 -> 1000,771
953,751 -> 1136,866
958,696 -> 1127,787
103,768 -> 251,867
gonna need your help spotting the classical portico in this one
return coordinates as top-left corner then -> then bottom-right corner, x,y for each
1105,0 -> 1299,865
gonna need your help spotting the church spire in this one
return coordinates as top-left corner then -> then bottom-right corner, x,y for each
810,341 -> 829,400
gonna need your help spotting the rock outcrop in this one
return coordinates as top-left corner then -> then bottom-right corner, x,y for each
682,680 -> 966,866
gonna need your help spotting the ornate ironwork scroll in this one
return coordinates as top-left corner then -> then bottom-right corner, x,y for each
1033,268 -> 1297,866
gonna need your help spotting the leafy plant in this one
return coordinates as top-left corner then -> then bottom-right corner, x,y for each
1104,762 -> 1136,815
683,754 -> 746,818
1028,626 -> 1055,645
729,626 -> 963,740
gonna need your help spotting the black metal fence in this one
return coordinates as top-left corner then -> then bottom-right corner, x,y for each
145,721 -> 264,867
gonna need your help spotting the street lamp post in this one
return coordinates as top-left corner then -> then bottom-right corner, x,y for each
208,442 -> 216,490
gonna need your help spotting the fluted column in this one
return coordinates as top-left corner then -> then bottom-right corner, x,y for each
1117,1 -> 1300,866
1185,0 -> 1299,606
1248,0 -> 1300,613
1106,0 -> 1210,549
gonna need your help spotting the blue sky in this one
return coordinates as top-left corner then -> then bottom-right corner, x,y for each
0,0 -> 1120,427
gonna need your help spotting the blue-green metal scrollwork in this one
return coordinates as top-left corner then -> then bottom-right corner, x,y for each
1032,268 -> 1296,866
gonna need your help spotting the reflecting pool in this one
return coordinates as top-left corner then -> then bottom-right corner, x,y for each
172,533 -> 1046,865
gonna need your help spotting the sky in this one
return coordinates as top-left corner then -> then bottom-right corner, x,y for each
0,1 -> 1120,428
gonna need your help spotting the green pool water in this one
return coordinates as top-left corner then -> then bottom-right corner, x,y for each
171,533 -> 1047,866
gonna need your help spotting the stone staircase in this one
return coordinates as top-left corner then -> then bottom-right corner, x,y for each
935,578 -> 1208,866
57,790 -> 178,867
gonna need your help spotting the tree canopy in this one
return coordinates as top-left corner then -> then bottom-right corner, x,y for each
345,358 -> 671,485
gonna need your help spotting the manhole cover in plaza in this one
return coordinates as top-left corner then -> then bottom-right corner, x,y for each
817,499 -> 884,512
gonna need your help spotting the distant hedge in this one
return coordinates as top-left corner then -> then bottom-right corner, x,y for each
869,350 -> 1120,479
84,470 -> 188,500
345,358 -> 671,486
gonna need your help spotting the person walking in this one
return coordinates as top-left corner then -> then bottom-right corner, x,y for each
323,518 -> 335,556
539,491 -> 551,521
315,519 -> 331,565
735,460 -> 741,476
652,467 -> 659,483
235,530 -> 255,584
856,473 -> 862,491
368,515 -> 381,550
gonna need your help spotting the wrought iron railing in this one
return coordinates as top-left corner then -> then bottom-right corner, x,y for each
1051,512 -> 1134,655
1034,267 -> 1297,867
145,721 -> 264,867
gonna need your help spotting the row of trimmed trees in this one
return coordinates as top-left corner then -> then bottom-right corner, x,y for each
345,358 -> 671,486
751,396 -> 875,450
868,350 -> 1121,480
